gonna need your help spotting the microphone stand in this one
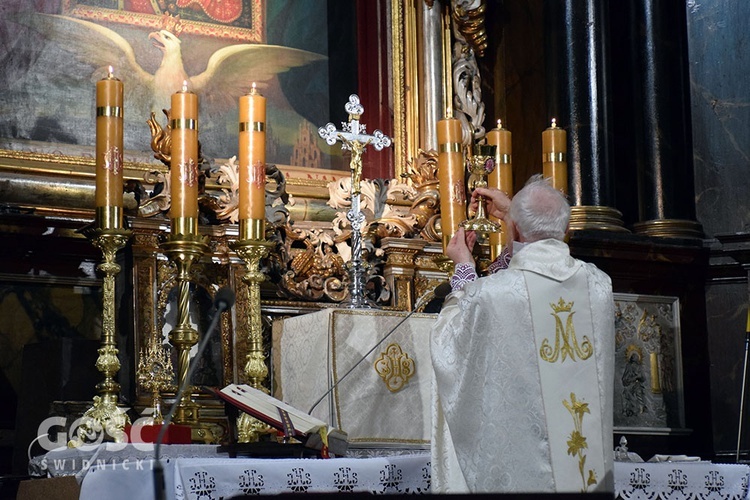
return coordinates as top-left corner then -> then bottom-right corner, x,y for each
736,310 -> 750,463
153,290 -> 234,500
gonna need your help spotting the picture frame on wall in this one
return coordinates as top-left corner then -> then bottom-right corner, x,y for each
613,293 -> 687,435
0,0 -> 360,173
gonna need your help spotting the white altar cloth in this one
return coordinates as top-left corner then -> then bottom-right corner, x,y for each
614,461 -> 750,500
79,453 -> 432,498
67,448 -> 750,498
274,309 -> 437,447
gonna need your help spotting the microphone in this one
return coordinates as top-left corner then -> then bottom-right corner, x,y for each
153,287 -> 235,500
213,286 -> 236,311
307,282 -> 451,415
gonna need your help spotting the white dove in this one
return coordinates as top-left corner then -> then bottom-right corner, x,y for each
20,13 -> 326,117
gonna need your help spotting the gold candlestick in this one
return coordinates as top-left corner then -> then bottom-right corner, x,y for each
161,226 -> 209,426
70,227 -> 132,446
231,219 -> 275,442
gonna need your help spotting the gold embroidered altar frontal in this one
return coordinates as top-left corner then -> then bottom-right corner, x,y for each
273,309 -> 437,447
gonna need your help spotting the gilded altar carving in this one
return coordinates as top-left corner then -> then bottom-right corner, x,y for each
402,150 -> 441,242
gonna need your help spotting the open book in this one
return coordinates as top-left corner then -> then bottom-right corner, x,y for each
216,384 -> 348,455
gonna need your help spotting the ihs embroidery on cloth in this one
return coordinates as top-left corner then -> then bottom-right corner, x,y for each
374,343 -> 415,392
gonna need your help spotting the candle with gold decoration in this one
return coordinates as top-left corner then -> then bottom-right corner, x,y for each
169,81 -> 199,234
542,118 -> 567,194
437,117 -> 466,253
486,119 -> 512,260
95,66 -> 124,229
649,352 -> 662,394
238,83 -> 267,240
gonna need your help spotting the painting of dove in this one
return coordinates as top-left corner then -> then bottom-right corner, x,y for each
0,0 -> 354,168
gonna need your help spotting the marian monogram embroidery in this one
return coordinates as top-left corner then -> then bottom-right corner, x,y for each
540,297 -> 593,363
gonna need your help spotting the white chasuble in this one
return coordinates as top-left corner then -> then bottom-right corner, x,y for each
431,239 -> 615,494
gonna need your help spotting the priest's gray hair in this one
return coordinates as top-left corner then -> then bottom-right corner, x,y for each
509,174 -> 570,242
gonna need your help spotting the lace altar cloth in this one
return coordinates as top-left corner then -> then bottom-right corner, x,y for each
79,453 -> 432,498
614,461 -> 750,500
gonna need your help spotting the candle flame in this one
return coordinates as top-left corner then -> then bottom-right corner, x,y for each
182,80 -> 188,92
551,118 -> 557,128
497,119 -> 502,129
107,65 -> 114,78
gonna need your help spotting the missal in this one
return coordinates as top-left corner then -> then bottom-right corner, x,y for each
216,383 -> 348,455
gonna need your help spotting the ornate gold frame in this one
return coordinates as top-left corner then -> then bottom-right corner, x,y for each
61,0 -> 265,43
0,0 -> 426,200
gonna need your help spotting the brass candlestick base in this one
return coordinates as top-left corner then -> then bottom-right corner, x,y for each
70,227 -> 132,447
161,229 -> 209,426
461,145 -> 501,234
231,235 -> 275,443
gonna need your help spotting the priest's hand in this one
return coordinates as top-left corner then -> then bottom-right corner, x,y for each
471,187 -> 511,220
446,227 -> 476,264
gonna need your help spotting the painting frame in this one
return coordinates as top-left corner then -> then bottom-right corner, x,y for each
0,0 -> 419,215
613,292 -> 687,435
60,0 -> 265,43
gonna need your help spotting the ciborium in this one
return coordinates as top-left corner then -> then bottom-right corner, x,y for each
136,335 -> 175,425
460,144 -> 500,233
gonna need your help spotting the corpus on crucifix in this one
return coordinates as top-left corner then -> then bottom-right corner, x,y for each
318,94 -> 392,309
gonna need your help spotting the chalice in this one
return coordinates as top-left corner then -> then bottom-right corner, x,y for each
460,144 -> 501,233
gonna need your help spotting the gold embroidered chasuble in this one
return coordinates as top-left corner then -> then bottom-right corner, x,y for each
430,239 -> 615,494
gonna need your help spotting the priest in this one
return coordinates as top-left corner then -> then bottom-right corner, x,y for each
430,175 -> 615,493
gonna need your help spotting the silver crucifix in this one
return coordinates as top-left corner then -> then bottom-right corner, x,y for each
319,94 -> 392,309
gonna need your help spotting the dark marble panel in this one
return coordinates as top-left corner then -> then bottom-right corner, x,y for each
686,1 -> 750,236
483,0 -> 546,194
705,281 -> 748,458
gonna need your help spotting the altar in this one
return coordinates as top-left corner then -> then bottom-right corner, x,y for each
272,308 -> 437,449
28,444 -> 750,499
73,449 -> 432,498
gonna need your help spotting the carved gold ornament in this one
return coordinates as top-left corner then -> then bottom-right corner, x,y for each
374,343 -> 415,392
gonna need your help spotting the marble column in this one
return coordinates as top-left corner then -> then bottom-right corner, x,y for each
418,0 -> 446,152
627,0 -> 703,238
544,0 -> 625,231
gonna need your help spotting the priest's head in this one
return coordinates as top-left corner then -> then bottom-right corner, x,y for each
508,174 -> 570,243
